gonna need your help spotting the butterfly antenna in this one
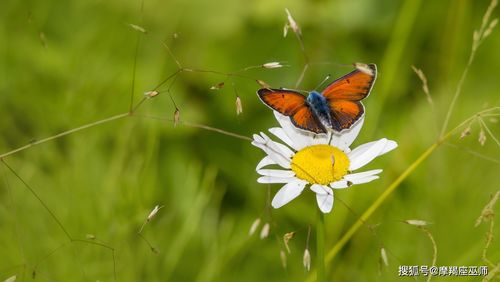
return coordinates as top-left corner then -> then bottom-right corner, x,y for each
314,74 -> 331,91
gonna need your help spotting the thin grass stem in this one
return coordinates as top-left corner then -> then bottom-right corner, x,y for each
0,113 -> 130,159
316,211 -> 326,282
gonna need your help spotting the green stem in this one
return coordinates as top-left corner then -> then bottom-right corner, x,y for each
0,113 -> 130,159
325,142 -> 439,262
304,107 -> 498,282
316,211 -> 326,282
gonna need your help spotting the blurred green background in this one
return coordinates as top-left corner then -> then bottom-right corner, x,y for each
1,0 -> 499,281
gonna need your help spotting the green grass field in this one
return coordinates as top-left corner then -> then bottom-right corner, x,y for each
1,0 -> 499,281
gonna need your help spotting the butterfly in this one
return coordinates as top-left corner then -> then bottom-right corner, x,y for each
257,63 -> 377,134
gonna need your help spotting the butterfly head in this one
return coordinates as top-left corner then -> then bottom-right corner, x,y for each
306,91 -> 326,107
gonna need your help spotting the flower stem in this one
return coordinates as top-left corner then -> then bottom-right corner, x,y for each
316,211 -> 326,282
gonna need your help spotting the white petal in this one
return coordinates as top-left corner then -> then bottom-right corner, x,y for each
330,171 -> 381,189
330,116 -> 364,150
256,156 -> 275,171
310,184 -> 329,194
304,131 -> 329,146
310,184 -> 334,213
271,180 -> 307,208
258,176 -> 296,184
274,111 -> 308,149
252,133 -> 291,169
329,132 -> 346,150
274,142 -> 295,160
382,140 -> 398,154
349,175 -> 379,185
253,133 -> 265,143
257,169 -> 295,178
316,193 -> 334,213
260,132 -> 294,158
252,140 -> 287,167
310,134 -> 329,146
274,111 -> 324,150
269,127 -> 298,151
348,138 -> 388,170
343,169 -> 382,181
330,180 -> 349,189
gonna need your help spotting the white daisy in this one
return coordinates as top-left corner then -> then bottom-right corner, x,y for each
252,111 -> 397,213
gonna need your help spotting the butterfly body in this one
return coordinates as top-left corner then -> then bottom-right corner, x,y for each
257,63 -> 377,134
305,91 -> 333,131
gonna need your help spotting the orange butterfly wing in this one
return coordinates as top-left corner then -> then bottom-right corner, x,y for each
291,106 -> 327,134
322,64 -> 377,130
257,88 -> 326,133
329,100 -> 364,130
322,64 -> 377,100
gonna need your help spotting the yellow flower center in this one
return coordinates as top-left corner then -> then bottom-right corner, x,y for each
291,144 -> 350,185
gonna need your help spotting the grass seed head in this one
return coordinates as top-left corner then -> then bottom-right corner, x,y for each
380,247 -> 389,266
256,80 -> 270,88
355,62 -> 375,76
249,218 -> 261,236
479,129 -> 487,146
174,108 -> 180,127
260,222 -> 270,239
147,205 -> 164,222
280,250 -> 287,269
283,22 -> 289,37
144,90 -> 159,99
460,125 -> 471,139
128,23 -> 147,34
285,8 -> 301,35
210,82 -> 225,90
404,219 -> 430,226
283,231 -> 295,253
303,248 -> 311,271
262,62 -> 283,69
236,96 -> 243,115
